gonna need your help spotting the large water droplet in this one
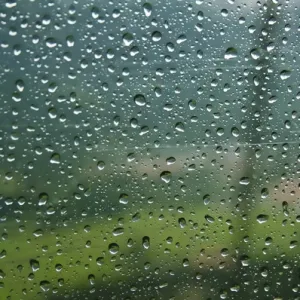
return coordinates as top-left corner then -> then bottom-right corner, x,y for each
224,47 -> 237,60
134,94 -> 146,106
256,214 -> 269,224
108,243 -> 119,254
143,3 -> 152,17
280,70 -> 291,80
175,122 -> 185,132
160,171 -> 172,183
122,33 -> 134,46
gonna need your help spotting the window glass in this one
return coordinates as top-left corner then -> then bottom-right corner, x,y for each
1,0 -> 299,299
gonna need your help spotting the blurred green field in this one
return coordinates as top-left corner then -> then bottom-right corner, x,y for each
1,199 -> 298,300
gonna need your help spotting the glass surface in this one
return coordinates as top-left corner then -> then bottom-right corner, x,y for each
0,0 -> 300,299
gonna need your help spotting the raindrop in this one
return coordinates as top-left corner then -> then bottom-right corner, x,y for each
188,99 -> 196,110
119,193 -> 129,205
97,161 -> 105,170
134,94 -> 146,106
178,217 -> 186,228
239,177 -> 250,185
175,122 -> 185,132
143,3 -> 152,17
30,259 -> 40,272
261,188 -> 269,199
38,193 -> 48,206
250,48 -> 261,60
113,227 -> 124,236
280,70 -> 291,80
231,127 -> 240,137
256,214 -> 269,224
205,215 -> 215,223
203,194 -> 210,205
152,31 -> 162,42
50,153 -> 60,164
108,243 -> 119,255
122,33 -> 134,47
142,236 -> 150,249
224,47 -> 237,60
166,157 -> 176,165
40,280 -> 50,292
160,171 -> 172,183
45,37 -> 57,48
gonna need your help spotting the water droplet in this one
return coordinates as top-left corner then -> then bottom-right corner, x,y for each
160,171 -> 172,183
50,153 -> 60,164
142,236 -> 150,249
108,243 -> 119,254
220,248 -> 229,257
175,122 -> 185,132
240,255 -> 250,266
280,70 -> 291,80
134,94 -> 146,106
256,214 -> 269,224
231,127 -> 240,137
250,48 -> 261,60
224,47 -> 237,60
45,37 -> 57,48
239,177 -> 250,185
261,188 -> 269,199
152,31 -> 162,42
176,34 -> 187,44
122,33 -> 134,47
91,6 -> 100,19
113,227 -> 124,236
38,193 -> 48,206
97,161 -> 105,170
30,259 -> 40,272
205,215 -> 215,223
143,3 -> 152,17
40,280 -> 50,292
188,99 -> 196,110
203,194 -> 210,205
16,79 -> 24,92
48,107 -> 57,119
166,157 -> 176,165
119,193 -> 129,205
178,217 -> 186,228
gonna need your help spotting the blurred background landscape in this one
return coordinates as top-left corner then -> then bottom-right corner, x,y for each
0,0 -> 300,299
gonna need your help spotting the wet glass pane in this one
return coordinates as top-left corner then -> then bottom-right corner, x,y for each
0,0 -> 299,299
